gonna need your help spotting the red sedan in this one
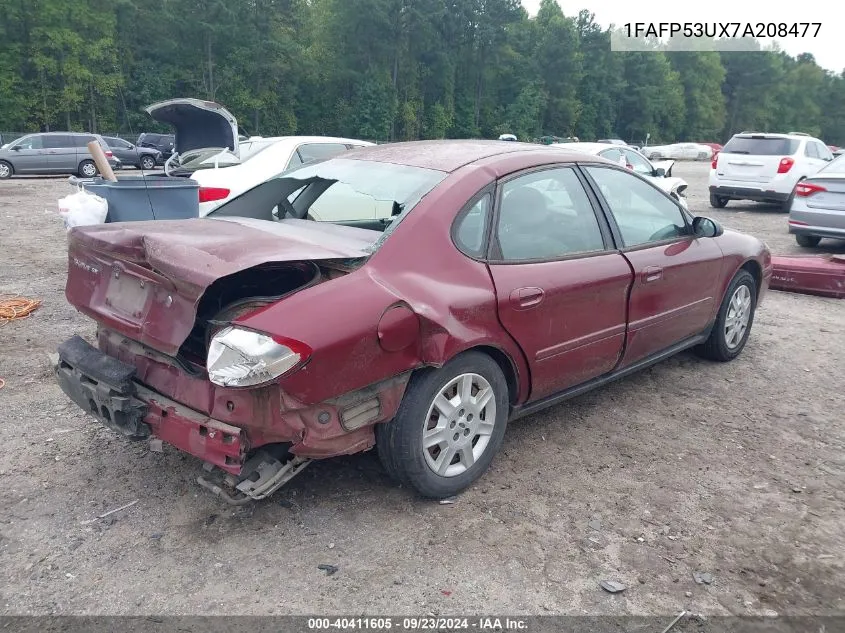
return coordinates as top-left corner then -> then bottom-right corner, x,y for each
56,141 -> 772,502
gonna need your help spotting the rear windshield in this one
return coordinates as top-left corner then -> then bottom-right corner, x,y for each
723,136 -> 800,155
209,157 -> 447,252
819,154 -> 845,174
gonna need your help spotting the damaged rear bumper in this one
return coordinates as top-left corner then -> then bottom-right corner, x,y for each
56,335 -> 246,473
55,333 -> 410,476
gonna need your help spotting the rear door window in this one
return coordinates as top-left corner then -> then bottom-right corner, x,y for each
41,136 -> 67,149
723,136 -> 800,156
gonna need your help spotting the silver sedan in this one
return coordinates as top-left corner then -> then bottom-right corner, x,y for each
788,154 -> 845,247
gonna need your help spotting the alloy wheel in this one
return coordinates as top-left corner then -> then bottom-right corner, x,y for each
422,373 -> 497,477
725,285 -> 752,349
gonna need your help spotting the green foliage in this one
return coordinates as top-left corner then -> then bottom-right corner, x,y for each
0,0 -> 842,145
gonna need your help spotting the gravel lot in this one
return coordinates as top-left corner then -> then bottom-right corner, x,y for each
0,162 -> 843,617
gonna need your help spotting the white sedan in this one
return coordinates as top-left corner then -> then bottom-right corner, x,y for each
641,142 -> 713,161
553,142 -> 690,208
191,136 -> 375,216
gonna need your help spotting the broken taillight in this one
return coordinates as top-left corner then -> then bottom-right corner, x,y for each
206,326 -> 311,387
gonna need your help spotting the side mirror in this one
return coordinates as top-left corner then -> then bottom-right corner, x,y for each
692,216 -> 723,238
11,145 -> 22,151
653,167 -> 666,177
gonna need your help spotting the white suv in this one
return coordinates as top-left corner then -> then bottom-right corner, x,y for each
709,132 -> 833,211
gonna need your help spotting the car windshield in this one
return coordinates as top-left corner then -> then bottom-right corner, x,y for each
209,157 -> 447,252
819,154 -> 845,174
723,136 -> 800,155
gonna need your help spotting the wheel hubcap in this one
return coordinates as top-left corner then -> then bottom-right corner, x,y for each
422,373 -> 496,478
725,285 -> 752,350
82,163 -> 96,176
0,164 -> 9,177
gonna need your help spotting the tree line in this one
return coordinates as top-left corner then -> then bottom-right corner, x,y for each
1,0 -> 843,145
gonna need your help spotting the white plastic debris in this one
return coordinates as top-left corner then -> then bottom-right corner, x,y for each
57,189 -> 108,229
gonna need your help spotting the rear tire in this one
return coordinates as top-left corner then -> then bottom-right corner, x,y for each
376,351 -> 509,499
696,270 -> 756,362
78,160 -> 97,178
796,234 -> 821,248
709,193 -> 728,208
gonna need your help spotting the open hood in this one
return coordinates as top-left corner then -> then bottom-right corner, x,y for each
144,98 -> 239,158
651,159 -> 675,176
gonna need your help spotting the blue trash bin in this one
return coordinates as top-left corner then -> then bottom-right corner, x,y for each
69,175 -> 200,222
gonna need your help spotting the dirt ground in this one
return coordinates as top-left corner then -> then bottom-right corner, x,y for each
0,162 -> 843,617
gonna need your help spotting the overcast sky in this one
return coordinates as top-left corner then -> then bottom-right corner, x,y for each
520,0 -> 843,73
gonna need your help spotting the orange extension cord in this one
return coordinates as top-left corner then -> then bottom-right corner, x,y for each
0,296 -> 42,324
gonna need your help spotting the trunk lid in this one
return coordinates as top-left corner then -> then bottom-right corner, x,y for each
66,217 -> 378,356
717,135 -> 800,184
804,175 -> 845,211
144,98 -> 239,158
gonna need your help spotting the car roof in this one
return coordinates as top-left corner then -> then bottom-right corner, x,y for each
33,131 -> 97,136
343,140 -> 589,172
550,142 -> 620,155
732,132 -> 815,141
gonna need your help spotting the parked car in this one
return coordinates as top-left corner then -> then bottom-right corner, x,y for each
642,143 -> 713,161
555,142 -> 689,208
700,142 -> 723,155
102,136 -> 161,171
498,133 -> 517,141
788,153 -> 845,247
136,132 -> 175,162
54,140 -> 771,503
709,132 -> 833,211
0,132 -> 119,179
192,136 -> 375,215
596,138 -> 628,146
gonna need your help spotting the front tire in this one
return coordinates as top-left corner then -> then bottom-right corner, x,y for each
376,351 -> 509,498
140,155 -> 156,171
696,270 -> 757,362
709,193 -> 728,208
796,234 -> 821,247
0,160 -> 12,179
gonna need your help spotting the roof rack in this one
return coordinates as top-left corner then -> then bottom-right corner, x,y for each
788,131 -> 810,136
